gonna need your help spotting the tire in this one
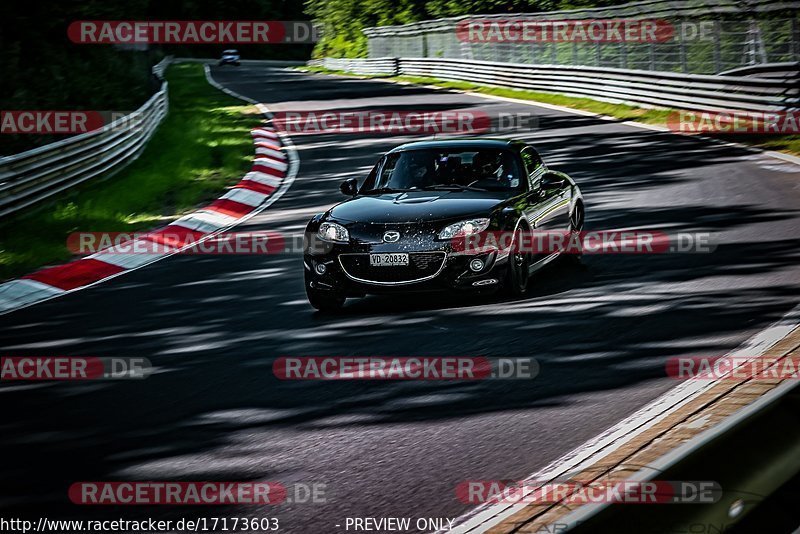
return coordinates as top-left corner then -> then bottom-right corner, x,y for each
505,228 -> 530,296
305,284 -> 345,312
474,286 -> 501,298
564,202 -> 585,264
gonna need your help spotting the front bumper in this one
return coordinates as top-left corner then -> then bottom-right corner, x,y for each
304,241 -> 508,296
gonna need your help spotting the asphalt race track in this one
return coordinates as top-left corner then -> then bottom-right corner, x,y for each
2,65 -> 800,532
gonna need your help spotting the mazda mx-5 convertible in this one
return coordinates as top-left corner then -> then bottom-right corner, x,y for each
303,139 -> 584,311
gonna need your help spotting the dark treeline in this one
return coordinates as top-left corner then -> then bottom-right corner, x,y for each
1,0 -> 310,154
305,0 -> 637,57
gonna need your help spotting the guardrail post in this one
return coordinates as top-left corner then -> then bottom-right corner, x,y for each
713,21 -> 722,73
459,40 -> 472,60
620,42 -> 628,69
680,19 -> 689,72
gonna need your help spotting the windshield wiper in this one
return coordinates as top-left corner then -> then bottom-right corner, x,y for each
421,183 -> 487,192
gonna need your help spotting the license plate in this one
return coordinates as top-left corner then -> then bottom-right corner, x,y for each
370,253 -> 409,267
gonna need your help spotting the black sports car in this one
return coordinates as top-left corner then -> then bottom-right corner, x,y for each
303,139 -> 584,311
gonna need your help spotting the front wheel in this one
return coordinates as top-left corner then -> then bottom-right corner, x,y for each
306,288 -> 345,312
305,273 -> 345,311
564,203 -> 585,264
505,228 -> 530,296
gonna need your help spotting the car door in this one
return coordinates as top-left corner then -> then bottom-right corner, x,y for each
522,147 -> 570,229
540,170 -> 571,231
519,147 -> 550,260
520,147 -> 572,258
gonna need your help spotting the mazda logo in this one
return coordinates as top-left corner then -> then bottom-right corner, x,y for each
383,231 -> 400,243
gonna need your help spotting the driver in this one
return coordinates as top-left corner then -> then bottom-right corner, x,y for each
472,151 -> 503,182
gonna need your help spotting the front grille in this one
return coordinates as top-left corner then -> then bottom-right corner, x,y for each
339,252 -> 446,284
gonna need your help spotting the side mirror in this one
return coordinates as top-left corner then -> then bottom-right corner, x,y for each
541,171 -> 566,190
340,178 -> 358,197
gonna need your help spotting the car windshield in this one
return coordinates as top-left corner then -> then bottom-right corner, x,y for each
364,148 -> 522,193
223,50 -> 238,54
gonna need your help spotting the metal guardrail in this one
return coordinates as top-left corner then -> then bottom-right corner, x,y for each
565,380 -> 800,533
318,57 -> 399,76
319,56 -> 799,113
719,61 -> 800,77
151,56 -> 170,78
0,57 -> 171,219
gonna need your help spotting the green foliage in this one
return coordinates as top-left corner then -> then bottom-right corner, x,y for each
305,0 -> 637,57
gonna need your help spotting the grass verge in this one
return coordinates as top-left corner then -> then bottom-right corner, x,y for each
0,63 -> 260,281
297,66 -> 800,157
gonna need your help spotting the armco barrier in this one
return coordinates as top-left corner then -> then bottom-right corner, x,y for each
321,57 -> 399,76
0,57 -> 171,219
565,381 -> 800,533
319,56 -> 799,113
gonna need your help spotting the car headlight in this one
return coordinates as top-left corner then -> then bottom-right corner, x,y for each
438,218 -> 490,240
317,222 -> 349,243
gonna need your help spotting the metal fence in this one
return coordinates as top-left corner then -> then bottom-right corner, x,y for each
0,57 -> 171,219
363,0 -> 800,75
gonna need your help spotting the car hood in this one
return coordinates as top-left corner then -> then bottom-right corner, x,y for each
328,191 -> 508,224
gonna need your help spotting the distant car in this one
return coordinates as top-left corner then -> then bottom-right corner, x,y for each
303,139 -> 585,311
219,49 -> 241,66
